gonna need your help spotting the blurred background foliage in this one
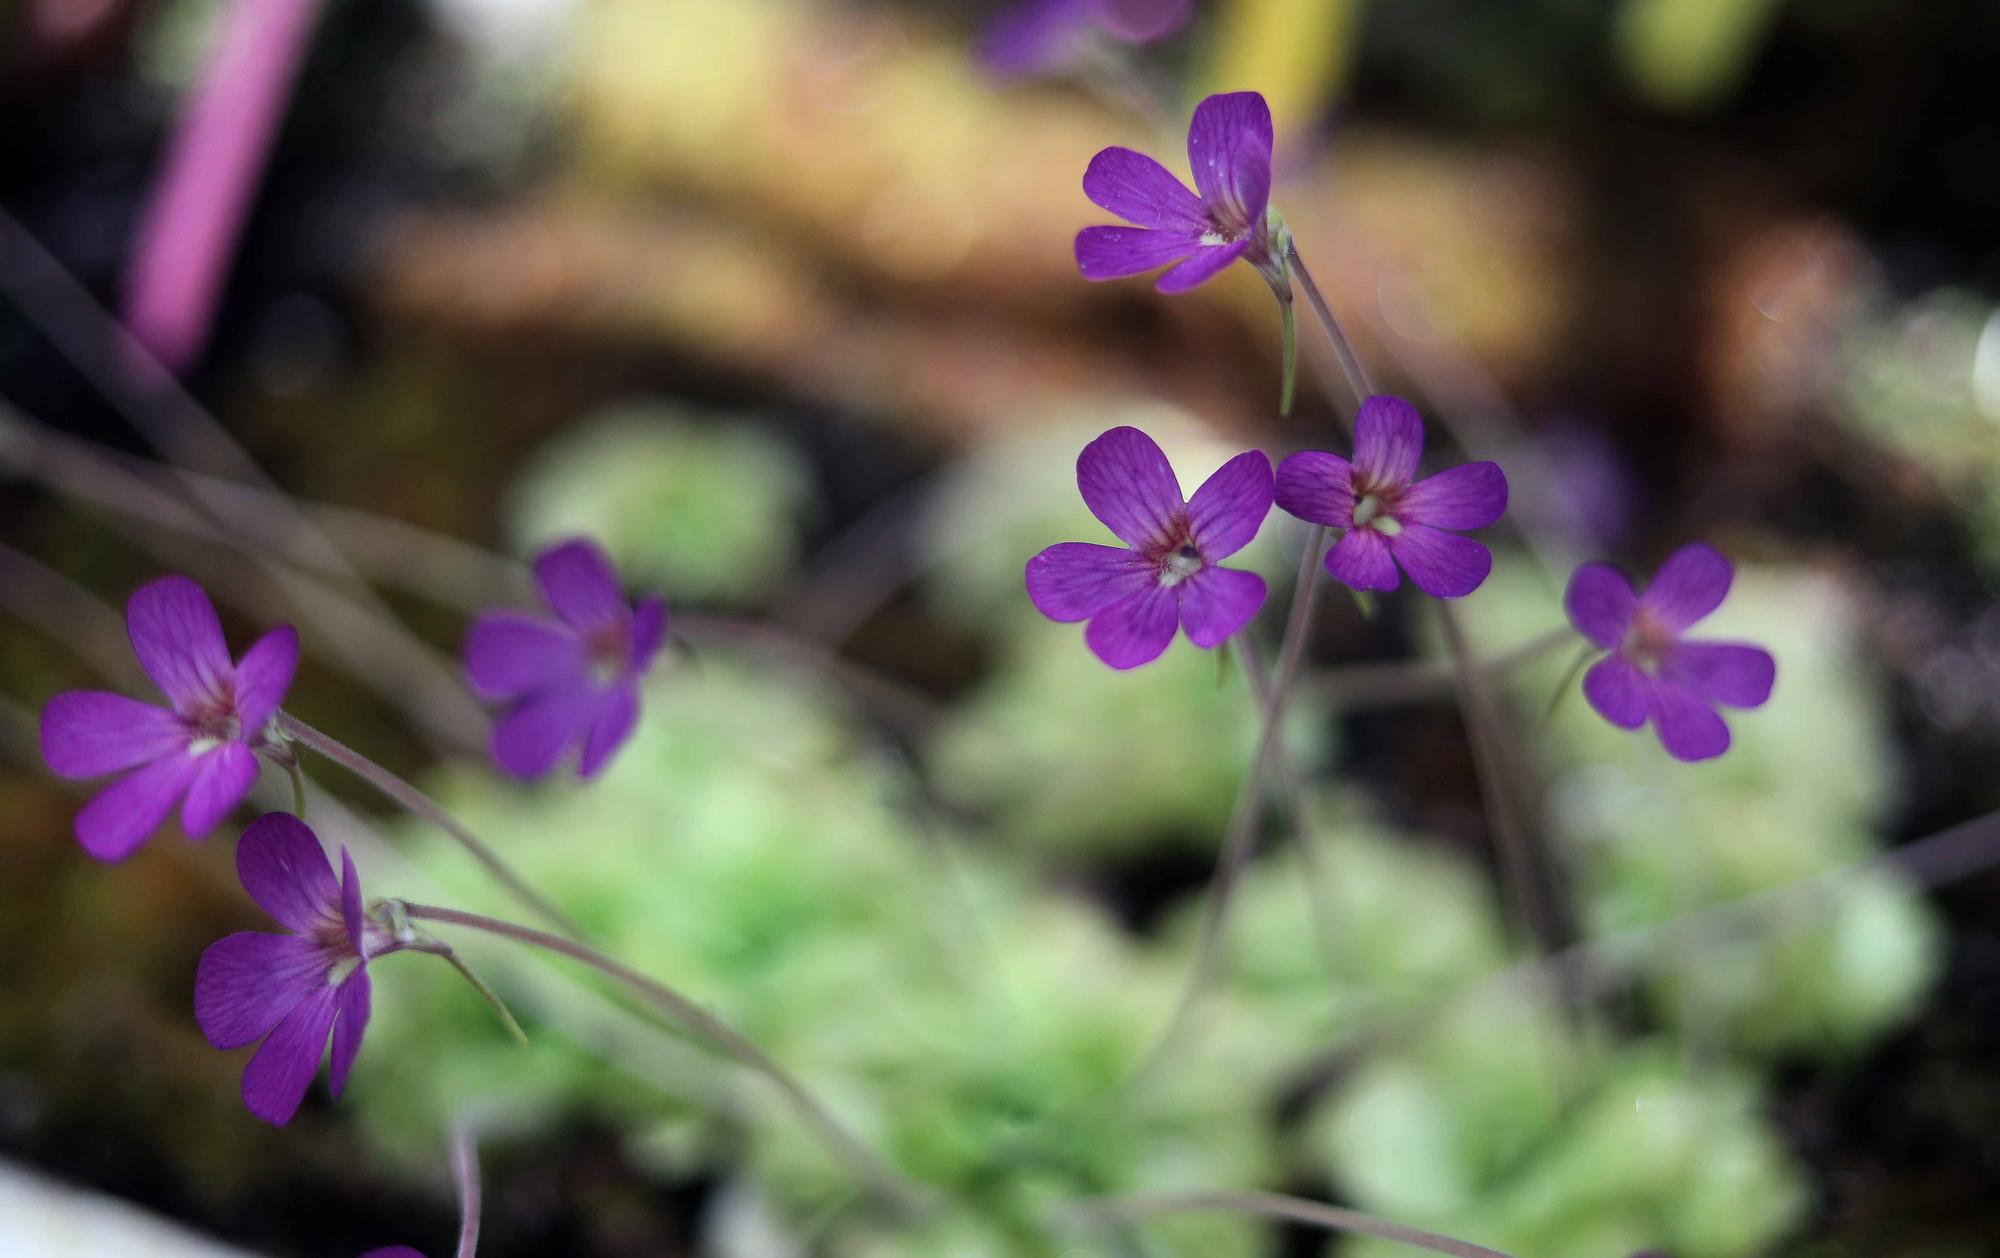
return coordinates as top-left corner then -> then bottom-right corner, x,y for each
4,0 -> 2000,1255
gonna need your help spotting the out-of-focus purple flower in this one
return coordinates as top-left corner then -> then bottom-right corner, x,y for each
1075,90 -> 1283,294
1564,543 -> 1776,762
1026,426 -> 1273,669
981,0 -> 1192,79
464,539 -> 666,779
195,813 -> 400,1125
360,1249 -> 425,1258
123,0 -> 323,372
40,577 -> 297,861
1275,395 -> 1508,599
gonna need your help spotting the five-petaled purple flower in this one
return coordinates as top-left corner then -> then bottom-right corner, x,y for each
1026,426 -> 1273,669
1564,542 -> 1776,762
464,538 -> 667,780
195,813 -> 401,1125
40,576 -> 297,861
1275,395 -> 1508,599
1076,90 -> 1284,294
981,0 -> 1192,79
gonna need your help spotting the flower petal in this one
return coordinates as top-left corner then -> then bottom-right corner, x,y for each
1390,525 -> 1492,599
1076,426 -> 1184,549
181,743 -> 259,838
231,624 -> 298,732
1084,585 -> 1179,669
1185,91 -> 1272,233
74,751 -> 201,861
1177,566 -> 1267,647
491,685 -> 599,779
629,595 -> 670,672
1564,561 -> 1638,649
1184,449 -> 1273,559
1155,238 -> 1251,293
1582,656 -> 1647,730
1274,450 -> 1355,527
1648,681 -> 1732,762
1081,145 -> 1207,232
1026,542 -> 1155,623
979,0 -> 1095,77
1639,542 -> 1733,631
1351,395 -> 1425,488
578,681 -> 640,778
126,576 -> 232,710
463,612 -> 584,700
534,538 -> 627,633
240,981 -> 340,1125
40,691 -> 187,778
195,931 -> 327,1049
1324,528 -> 1399,592
1399,461 -> 1508,530
1098,0 -> 1193,42
1660,641 -> 1775,709
1075,225 -> 1202,281
327,968 -> 371,1099
237,811 -> 340,933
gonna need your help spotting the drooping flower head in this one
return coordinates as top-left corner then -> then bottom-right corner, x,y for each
1026,426 -> 1273,669
40,576 -> 297,861
195,813 -> 402,1125
1075,90 -> 1285,294
1275,395 -> 1508,599
464,538 -> 667,779
981,0 -> 1192,79
1564,543 -> 1776,762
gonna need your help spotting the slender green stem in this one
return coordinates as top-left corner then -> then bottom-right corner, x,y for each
1541,642 -> 1598,723
1278,298 -> 1299,417
276,712 -> 588,942
451,1124 -> 482,1258
1072,1190 -> 1515,1258
285,758 -> 307,818
399,901 -> 925,1215
439,950 -> 531,1048
1287,242 -> 1376,403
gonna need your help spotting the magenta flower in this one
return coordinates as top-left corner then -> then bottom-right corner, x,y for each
982,0 -> 1192,79
195,813 -> 401,1125
1075,91 -> 1284,294
1026,426 -> 1273,669
464,538 -> 667,779
1274,395 -> 1508,599
39,577 -> 297,861
1564,543 -> 1775,761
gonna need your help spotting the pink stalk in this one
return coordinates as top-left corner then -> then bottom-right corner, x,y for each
122,0 -> 322,372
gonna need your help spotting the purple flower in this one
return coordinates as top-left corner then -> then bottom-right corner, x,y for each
195,813 -> 400,1125
1075,90 -> 1284,294
1026,426 -> 1273,669
360,1250 -> 425,1258
1274,395 -> 1508,599
981,0 -> 1192,79
1564,543 -> 1776,762
464,538 -> 666,779
39,577 -> 298,861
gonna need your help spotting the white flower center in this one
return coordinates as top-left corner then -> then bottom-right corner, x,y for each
1159,544 -> 1205,589
1354,494 -> 1402,535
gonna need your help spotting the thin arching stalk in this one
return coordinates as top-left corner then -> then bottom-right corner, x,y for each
451,1125 -> 482,1258
276,712 -> 588,942
1072,1190 -> 1515,1258
398,901 -> 925,1215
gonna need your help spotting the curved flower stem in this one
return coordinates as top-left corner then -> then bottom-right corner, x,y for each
451,1124 -> 482,1258
284,758 -> 307,818
398,901 -> 925,1216
1072,1190 -> 1515,1258
1287,242 -> 1376,404
276,712 -> 588,942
